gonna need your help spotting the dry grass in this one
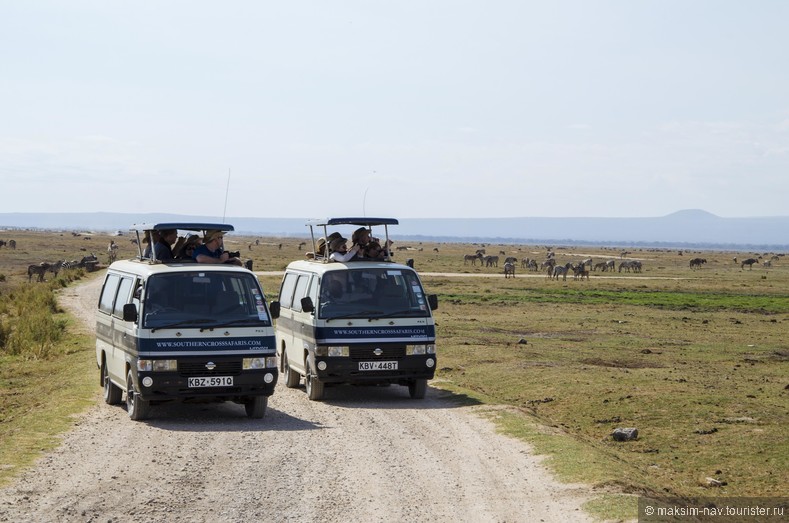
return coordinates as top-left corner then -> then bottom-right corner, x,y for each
1,229 -> 787,505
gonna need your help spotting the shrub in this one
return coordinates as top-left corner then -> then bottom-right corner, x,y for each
1,285 -> 66,359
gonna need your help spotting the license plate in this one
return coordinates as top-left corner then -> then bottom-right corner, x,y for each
188,376 -> 233,388
358,361 -> 398,371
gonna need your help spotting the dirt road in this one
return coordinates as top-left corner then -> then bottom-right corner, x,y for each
0,277 -> 592,523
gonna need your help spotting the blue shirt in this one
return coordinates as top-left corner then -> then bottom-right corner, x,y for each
192,244 -> 221,261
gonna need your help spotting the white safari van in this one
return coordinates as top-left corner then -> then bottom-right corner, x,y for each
95,223 -> 280,420
272,218 -> 438,400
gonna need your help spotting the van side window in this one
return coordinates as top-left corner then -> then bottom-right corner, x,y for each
292,274 -> 310,312
99,274 -> 121,315
112,277 -> 134,318
307,275 -> 318,305
279,273 -> 298,309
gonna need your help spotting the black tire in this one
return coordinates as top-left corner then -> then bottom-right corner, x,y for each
244,396 -> 268,419
102,360 -> 122,405
305,359 -> 324,401
283,352 -> 301,388
408,378 -> 427,399
126,369 -> 150,421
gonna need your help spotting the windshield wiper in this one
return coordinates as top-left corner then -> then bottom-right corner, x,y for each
375,309 -> 418,318
324,309 -> 383,321
151,318 -> 214,332
205,318 -> 265,330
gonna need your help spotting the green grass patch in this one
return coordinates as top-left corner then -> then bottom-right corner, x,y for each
0,329 -> 97,487
440,288 -> 789,313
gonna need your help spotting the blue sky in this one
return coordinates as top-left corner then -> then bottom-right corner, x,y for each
2,1 -> 787,219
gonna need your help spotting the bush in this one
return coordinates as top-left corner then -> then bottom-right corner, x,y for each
1,285 -> 66,359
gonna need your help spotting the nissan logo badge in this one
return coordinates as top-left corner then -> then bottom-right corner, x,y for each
373,348 -> 383,356
205,362 -> 216,370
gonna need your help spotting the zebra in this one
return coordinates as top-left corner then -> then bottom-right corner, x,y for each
689,257 -> 706,269
572,263 -> 590,280
593,262 -> 607,272
552,262 -> 573,281
28,262 -> 51,282
484,255 -> 499,268
464,253 -> 483,266
503,262 -> 515,278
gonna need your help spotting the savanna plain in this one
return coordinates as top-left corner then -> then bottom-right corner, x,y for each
0,229 -> 787,520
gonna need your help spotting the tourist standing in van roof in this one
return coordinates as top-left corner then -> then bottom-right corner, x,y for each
328,236 -> 361,262
193,230 -> 242,265
153,229 -> 178,261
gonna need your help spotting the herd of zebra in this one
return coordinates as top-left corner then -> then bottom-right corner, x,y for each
26,255 -> 99,282
463,250 -> 642,279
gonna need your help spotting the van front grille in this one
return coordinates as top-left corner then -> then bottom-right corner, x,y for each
178,360 -> 242,376
349,345 -> 406,360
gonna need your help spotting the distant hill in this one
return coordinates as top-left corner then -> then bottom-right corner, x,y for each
1,211 -> 787,251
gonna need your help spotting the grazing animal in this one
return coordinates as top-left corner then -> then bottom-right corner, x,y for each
605,260 -> 616,272
540,259 -> 557,271
484,255 -> 499,268
593,262 -> 607,272
503,262 -> 515,278
28,262 -> 51,282
689,257 -> 707,269
504,256 -> 518,265
552,262 -> 573,281
580,258 -> 593,268
432,247 -> 439,253
464,253 -> 483,266
8,239 -> 15,249
573,263 -> 590,280
0,240 -> 5,248
741,258 -> 758,269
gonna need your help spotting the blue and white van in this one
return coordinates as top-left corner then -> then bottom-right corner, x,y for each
95,223 -> 280,420
272,218 -> 438,400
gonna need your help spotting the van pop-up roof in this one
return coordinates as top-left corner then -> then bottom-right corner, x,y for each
130,222 -> 234,262
306,217 -> 398,263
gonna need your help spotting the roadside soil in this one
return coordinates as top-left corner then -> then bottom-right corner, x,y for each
0,277 -> 593,523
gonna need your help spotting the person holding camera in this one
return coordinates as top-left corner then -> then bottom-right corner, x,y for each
193,230 -> 242,265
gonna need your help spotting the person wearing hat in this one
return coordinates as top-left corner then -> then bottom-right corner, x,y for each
174,234 -> 201,259
193,230 -> 242,265
328,236 -> 361,262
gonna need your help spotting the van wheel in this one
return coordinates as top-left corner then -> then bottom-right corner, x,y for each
126,370 -> 150,421
305,360 -> 324,401
244,396 -> 268,419
408,379 -> 427,399
102,361 -> 122,405
283,353 -> 301,388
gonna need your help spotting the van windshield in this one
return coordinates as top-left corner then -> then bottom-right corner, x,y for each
143,272 -> 272,329
319,268 -> 430,320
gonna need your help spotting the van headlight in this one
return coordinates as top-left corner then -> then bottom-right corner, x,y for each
316,346 -> 349,357
137,359 -> 177,372
244,357 -> 278,370
407,344 -> 435,355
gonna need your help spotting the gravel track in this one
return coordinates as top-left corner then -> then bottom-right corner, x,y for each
0,277 -> 592,523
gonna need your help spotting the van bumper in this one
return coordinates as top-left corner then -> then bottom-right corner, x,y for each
133,369 -> 278,402
313,354 -> 436,384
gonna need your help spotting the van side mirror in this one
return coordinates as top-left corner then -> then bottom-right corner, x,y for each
269,301 -> 280,319
301,297 -> 315,313
427,294 -> 438,311
122,303 -> 138,322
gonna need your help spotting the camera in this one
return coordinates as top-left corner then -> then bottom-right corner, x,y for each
226,250 -> 241,258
